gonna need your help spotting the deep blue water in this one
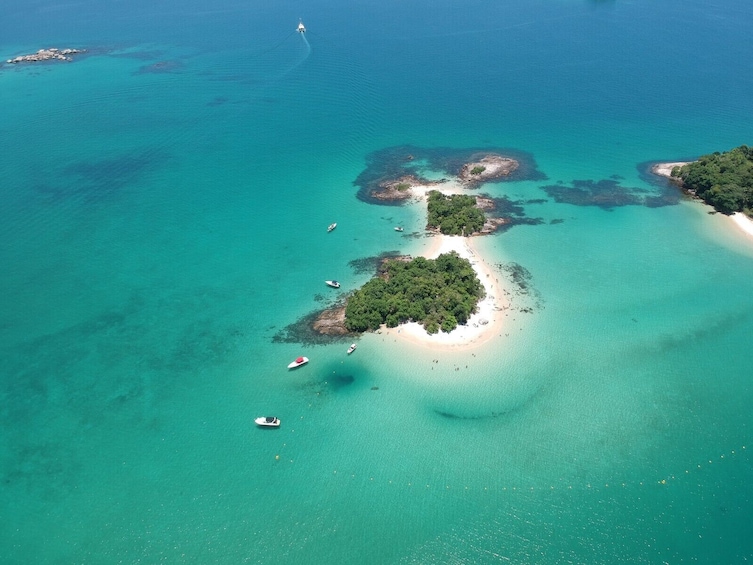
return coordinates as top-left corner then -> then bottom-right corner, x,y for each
2,1 -> 753,563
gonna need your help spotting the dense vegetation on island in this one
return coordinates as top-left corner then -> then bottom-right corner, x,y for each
344,252 -> 485,334
427,190 -> 486,235
672,145 -> 753,215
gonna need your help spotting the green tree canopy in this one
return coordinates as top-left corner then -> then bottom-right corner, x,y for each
426,190 -> 486,235
674,145 -> 753,215
344,252 -> 485,334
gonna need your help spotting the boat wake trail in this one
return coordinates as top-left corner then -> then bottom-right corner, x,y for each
301,32 -> 312,56
265,30 -> 311,83
199,28 -> 311,93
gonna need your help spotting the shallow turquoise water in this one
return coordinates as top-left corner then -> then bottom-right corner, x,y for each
2,0 -> 753,563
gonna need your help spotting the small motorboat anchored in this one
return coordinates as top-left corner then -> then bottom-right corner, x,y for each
297,20 -> 306,33
287,356 -> 309,369
327,223 -> 337,232
255,416 -> 280,427
394,226 -> 404,232
347,343 -> 357,354
325,280 -> 341,288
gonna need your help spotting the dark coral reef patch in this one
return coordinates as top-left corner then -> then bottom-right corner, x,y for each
34,150 -> 169,205
133,60 -> 185,75
481,195 -> 545,233
348,251 -> 405,275
540,177 -> 681,210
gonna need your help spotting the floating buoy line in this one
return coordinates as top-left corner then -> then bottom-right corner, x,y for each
271,442 -> 748,493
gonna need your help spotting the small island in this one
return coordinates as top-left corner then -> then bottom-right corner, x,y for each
5,48 -> 86,65
653,145 -> 753,239
665,145 -> 753,216
345,252 -> 485,335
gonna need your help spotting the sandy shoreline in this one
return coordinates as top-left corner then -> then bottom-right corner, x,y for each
731,213 -> 753,239
378,180 -> 509,351
653,161 -> 753,241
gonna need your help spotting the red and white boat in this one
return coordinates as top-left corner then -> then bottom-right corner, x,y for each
287,356 -> 309,369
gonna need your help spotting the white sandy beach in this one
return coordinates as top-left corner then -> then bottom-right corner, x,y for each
731,212 -> 753,239
379,181 -> 509,351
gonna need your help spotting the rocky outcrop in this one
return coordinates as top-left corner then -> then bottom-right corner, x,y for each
473,196 -> 508,235
458,154 -> 519,188
479,216 -> 509,235
371,175 -> 433,201
312,306 -> 350,336
5,48 -> 86,65
475,196 -> 496,211
376,255 -> 413,280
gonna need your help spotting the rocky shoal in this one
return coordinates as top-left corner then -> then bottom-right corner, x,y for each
5,48 -> 86,65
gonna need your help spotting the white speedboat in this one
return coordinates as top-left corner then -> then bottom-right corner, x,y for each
255,416 -> 280,427
287,356 -> 309,369
394,226 -> 404,232
297,20 -> 306,33
327,223 -> 337,232
325,280 -> 340,288
347,343 -> 357,354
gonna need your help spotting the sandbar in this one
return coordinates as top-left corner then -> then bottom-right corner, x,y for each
409,178 -> 465,201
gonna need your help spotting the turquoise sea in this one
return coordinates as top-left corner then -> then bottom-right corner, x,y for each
2,0 -> 753,562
